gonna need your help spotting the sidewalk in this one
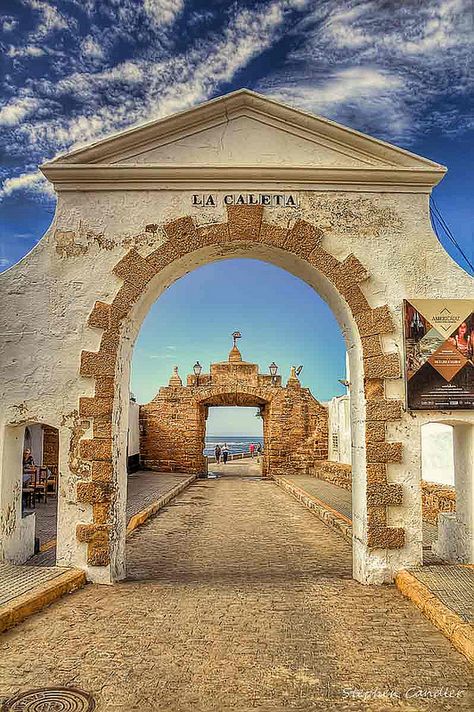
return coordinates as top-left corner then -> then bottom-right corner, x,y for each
1,471 -> 195,633
275,472 -> 474,664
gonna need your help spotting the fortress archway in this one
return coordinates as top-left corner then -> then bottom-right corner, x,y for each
2,90 -> 471,586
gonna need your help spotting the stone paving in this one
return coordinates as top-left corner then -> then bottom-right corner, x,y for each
25,471 -> 191,560
284,474 -> 437,551
1,476 -> 472,711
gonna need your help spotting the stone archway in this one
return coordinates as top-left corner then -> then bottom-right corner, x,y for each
4,90 -> 470,586
76,205 -> 404,582
139,341 -> 329,478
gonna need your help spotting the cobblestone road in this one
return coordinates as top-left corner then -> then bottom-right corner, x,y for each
1,477 -> 472,711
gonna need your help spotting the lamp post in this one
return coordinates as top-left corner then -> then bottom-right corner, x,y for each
193,361 -> 202,386
269,361 -> 278,385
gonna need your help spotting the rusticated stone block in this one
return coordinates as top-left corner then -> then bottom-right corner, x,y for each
342,285 -> 370,316
364,353 -> 401,379
99,328 -> 120,356
197,222 -> 230,245
259,221 -> 288,248
364,378 -> 384,399
361,335 -> 383,359
355,305 -> 395,337
367,526 -> 405,549
366,398 -> 402,421
145,247 -> 174,272
94,376 -> 115,398
93,417 -> 112,439
227,204 -> 263,240
339,254 -> 370,284
113,248 -> 155,286
80,438 -> 112,461
88,301 -> 111,330
367,483 -> 403,506
79,397 -> 113,417
92,460 -> 113,482
93,502 -> 111,525
307,246 -> 340,276
110,281 -> 144,322
366,421 -> 386,442
366,441 -> 402,464
87,541 -> 110,566
77,480 -> 114,505
76,523 -> 110,543
366,463 -> 387,484
80,351 -> 116,378
367,505 -> 387,527
164,216 -> 198,244
284,220 -> 323,258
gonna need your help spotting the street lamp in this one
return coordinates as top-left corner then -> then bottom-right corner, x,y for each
269,361 -> 278,385
193,361 -> 202,386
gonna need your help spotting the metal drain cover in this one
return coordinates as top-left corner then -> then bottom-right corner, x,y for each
2,687 -> 95,711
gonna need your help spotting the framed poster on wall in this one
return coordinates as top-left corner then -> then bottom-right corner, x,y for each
403,299 -> 474,410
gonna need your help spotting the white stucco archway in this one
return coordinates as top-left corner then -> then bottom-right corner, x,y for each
1,89 -> 472,585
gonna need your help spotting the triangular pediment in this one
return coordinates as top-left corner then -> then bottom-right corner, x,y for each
41,89 -> 446,190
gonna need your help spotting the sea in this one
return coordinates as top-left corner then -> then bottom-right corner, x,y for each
204,435 -> 264,457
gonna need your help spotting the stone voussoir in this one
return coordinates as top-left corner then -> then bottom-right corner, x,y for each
355,305 -> 395,337
367,482 -> 403,507
88,301 -> 111,330
364,353 -> 401,380
368,526 -> 405,549
227,204 -> 263,240
366,441 -> 403,464
77,480 -> 114,505
366,398 -> 403,421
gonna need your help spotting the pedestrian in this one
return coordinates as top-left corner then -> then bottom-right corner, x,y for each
222,443 -> 229,464
256,442 -> 262,456
249,443 -> 255,458
214,444 -> 221,464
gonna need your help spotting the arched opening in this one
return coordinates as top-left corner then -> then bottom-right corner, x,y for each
420,420 -> 474,564
113,244 -> 364,584
0,422 -> 59,565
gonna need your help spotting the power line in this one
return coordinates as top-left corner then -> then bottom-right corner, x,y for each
429,197 -> 474,274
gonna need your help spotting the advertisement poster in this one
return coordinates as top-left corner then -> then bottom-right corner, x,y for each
404,299 -> 474,410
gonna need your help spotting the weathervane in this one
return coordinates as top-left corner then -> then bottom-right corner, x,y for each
232,331 -> 242,347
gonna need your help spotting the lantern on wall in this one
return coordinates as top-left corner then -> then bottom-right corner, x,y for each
269,361 -> 278,385
193,361 -> 202,386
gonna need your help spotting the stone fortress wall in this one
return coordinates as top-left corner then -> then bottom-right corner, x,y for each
140,342 -> 328,477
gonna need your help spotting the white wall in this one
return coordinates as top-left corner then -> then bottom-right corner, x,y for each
421,423 -> 454,485
127,399 -> 140,457
25,424 -> 44,466
328,395 -> 351,464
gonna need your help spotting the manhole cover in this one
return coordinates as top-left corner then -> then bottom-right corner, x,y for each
2,687 -> 95,711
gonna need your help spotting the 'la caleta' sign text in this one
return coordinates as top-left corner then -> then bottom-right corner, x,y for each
192,193 -> 299,208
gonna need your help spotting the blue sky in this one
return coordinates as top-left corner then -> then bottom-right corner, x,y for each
1,1 -> 473,432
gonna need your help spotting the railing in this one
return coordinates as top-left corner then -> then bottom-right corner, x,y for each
207,452 -> 261,464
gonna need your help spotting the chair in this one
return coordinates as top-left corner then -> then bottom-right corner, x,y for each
46,464 -> 58,495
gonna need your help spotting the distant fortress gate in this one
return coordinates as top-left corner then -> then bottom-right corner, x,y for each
139,339 -> 328,477
1,90 -> 472,586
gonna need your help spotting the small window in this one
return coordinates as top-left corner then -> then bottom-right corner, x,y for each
332,433 -> 339,449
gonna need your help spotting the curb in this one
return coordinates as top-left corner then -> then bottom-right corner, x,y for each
1,475 -> 196,635
273,475 -> 353,542
126,474 -> 197,534
0,569 -> 86,635
395,569 -> 474,665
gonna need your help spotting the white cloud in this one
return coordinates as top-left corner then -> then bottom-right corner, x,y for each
7,45 -> 45,58
0,97 -> 40,126
2,17 -> 18,32
0,170 -> 55,200
81,36 -> 104,60
143,0 -> 185,26
27,0 -> 69,38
